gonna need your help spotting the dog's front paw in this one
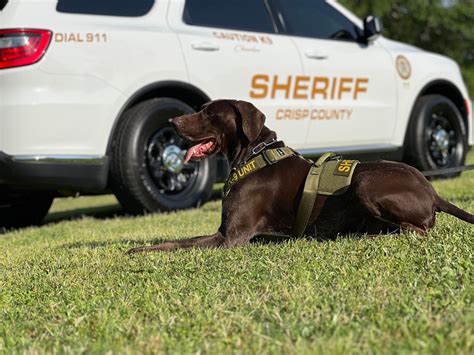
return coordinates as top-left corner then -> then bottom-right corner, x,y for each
126,247 -> 144,255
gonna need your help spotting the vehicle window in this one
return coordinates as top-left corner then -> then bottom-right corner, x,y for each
183,0 -> 275,33
0,0 -> 8,11
56,0 -> 155,17
275,0 -> 360,41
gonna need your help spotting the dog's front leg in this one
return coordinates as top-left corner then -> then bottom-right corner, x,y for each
126,232 -> 225,254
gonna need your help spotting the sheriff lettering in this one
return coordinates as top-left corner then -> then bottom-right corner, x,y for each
250,74 -> 369,100
334,160 -> 356,177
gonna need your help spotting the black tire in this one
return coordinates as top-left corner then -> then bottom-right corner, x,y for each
109,98 -> 216,214
404,94 -> 467,178
0,188 -> 54,229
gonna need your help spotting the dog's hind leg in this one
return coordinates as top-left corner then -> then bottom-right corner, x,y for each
353,171 -> 436,236
366,215 -> 428,235
399,222 -> 428,235
126,232 -> 225,254
359,202 -> 430,236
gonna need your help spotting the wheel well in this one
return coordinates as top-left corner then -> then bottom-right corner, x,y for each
419,80 -> 468,129
106,81 -> 229,182
126,82 -> 211,112
403,80 -> 469,165
107,81 -> 211,154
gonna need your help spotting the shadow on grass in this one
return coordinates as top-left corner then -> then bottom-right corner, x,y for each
45,204 -> 125,223
250,233 -> 381,246
62,236 -> 295,251
46,185 -> 223,224
0,203 -> 126,236
62,237 -> 168,250
61,233 -> 387,253
0,185 -> 225,236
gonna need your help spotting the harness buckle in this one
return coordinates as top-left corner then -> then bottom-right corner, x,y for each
252,138 -> 277,156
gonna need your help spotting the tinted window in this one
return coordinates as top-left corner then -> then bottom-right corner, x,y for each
0,0 -> 8,11
183,0 -> 275,33
56,0 -> 154,17
276,0 -> 360,41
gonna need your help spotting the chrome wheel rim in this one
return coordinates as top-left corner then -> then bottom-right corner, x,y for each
145,126 -> 198,195
426,109 -> 457,167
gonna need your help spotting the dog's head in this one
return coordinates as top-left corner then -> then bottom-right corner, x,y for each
171,99 -> 266,163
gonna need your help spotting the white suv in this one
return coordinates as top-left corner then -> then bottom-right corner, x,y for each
0,0 -> 472,227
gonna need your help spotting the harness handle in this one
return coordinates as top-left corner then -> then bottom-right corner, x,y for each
315,152 -> 337,167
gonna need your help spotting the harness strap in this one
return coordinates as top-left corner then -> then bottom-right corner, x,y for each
261,147 -> 296,164
292,152 -> 337,238
223,146 -> 296,197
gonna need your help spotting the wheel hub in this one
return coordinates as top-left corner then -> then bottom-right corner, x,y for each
432,128 -> 449,154
162,145 -> 185,173
146,126 -> 198,195
427,110 -> 458,168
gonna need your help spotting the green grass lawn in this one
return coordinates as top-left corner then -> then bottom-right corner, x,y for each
1,155 -> 473,354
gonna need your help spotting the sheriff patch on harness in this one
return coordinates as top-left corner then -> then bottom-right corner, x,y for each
127,99 -> 473,254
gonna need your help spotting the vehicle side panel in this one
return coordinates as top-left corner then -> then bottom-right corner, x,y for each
0,0 -> 188,156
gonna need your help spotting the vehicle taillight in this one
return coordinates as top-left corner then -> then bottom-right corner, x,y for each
0,29 -> 51,69
465,98 -> 471,118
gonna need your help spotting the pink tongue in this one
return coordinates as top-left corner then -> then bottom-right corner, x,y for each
184,142 -> 208,164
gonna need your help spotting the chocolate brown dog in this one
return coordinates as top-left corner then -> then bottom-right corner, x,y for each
127,100 -> 473,253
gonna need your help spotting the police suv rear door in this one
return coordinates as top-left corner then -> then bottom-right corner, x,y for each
168,0 -> 312,149
273,0 -> 398,151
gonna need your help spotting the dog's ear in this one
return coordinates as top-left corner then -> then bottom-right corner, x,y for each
201,101 -> 211,110
231,100 -> 266,142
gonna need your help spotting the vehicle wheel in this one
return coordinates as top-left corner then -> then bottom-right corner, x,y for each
0,188 -> 54,229
404,94 -> 467,178
110,98 -> 216,214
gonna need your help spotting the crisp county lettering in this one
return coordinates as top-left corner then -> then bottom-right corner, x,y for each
276,108 -> 353,120
213,31 -> 273,45
55,33 -> 108,43
250,74 -> 369,100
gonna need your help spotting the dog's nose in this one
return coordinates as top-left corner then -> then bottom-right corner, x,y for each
169,117 -> 179,128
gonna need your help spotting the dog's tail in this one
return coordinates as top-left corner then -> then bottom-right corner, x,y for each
436,196 -> 474,224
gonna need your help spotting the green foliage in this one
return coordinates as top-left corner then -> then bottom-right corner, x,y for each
0,153 -> 473,353
340,0 -> 474,94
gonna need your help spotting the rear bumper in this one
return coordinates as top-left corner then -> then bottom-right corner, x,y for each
0,152 -> 109,192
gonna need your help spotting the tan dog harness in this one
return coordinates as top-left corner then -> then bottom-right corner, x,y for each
291,153 -> 359,238
223,146 -> 296,197
223,148 -> 359,238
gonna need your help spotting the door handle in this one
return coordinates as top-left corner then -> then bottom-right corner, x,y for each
305,50 -> 329,60
191,42 -> 220,51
